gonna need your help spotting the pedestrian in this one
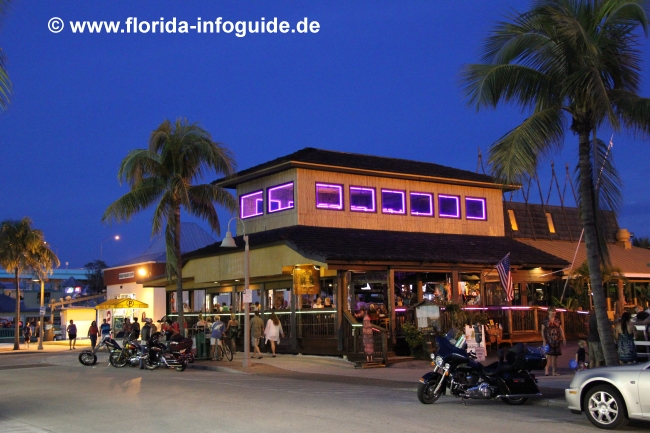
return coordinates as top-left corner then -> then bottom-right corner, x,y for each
87,321 -> 99,350
225,314 -> 239,355
210,315 -> 225,361
587,310 -> 604,368
120,318 -> 131,338
576,340 -> 588,371
264,312 -> 284,357
615,312 -> 637,364
100,319 -> 111,340
541,306 -> 565,376
141,318 -> 152,342
362,308 -> 374,362
67,319 -> 77,350
23,322 -> 32,349
221,302 -> 230,312
131,317 -> 140,340
250,311 -> 264,359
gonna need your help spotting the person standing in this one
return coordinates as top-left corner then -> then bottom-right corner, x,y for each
100,319 -> 111,340
541,306 -> 566,376
67,320 -> 77,350
587,310 -> 604,368
615,312 -> 637,364
264,313 -> 284,357
131,317 -> 141,340
250,311 -> 265,359
210,316 -> 225,361
225,314 -> 239,355
362,308 -> 374,362
23,322 -> 32,349
87,321 -> 99,350
141,319 -> 152,342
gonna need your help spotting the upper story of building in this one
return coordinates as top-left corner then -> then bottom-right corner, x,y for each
215,148 -> 511,237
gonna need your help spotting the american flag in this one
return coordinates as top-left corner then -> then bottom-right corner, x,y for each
496,253 -> 514,302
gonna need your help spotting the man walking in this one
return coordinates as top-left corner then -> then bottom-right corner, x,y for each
67,320 -> 77,350
250,311 -> 264,359
588,311 -> 604,368
100,319 -> 111,339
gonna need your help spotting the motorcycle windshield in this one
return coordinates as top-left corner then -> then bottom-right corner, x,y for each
435,336 -> 469,362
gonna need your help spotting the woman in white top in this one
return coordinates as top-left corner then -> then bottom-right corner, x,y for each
264,313 -> 284,357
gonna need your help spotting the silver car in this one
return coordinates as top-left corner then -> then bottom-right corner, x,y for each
565,361 -> 650,429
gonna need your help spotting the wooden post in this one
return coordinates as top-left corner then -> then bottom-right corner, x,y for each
388,269 -> 396,344
533,307 -> 539,333
336,271 -> 345,351
290,289 -> 297,352
507,309 -> 513,338
417,276 -> 423,303
451,271 -> 460,304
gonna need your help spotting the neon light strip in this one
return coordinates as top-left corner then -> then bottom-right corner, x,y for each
267,182 -> 294,213
316,183 -> 343,209
439,194 -> 460,218
381,189 -> 405,214
350,186 -> 375,212
240,190 -> 263,219
466,197 -> 486,220
410,192 -> 433,216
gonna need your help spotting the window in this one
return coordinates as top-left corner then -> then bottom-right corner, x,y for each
410,192 -> 433,216
349,186 -> 376,212
438,194 -> 460,218
240,190 -> 264,219
316,183 -> 343,210
381,189 -> 405,214
507,209 -> 519,231
465,197 -> 487,220
545,212 -> 556,234
267,182 -> 294,213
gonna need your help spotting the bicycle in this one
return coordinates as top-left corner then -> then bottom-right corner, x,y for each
220,338 -> 234,361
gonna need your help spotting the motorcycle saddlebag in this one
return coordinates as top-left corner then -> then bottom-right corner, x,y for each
169,338 -> 192,352
499,373 -> 539,395
522,348 -> 547,370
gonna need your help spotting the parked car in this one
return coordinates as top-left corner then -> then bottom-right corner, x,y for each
565,362 -> 650,429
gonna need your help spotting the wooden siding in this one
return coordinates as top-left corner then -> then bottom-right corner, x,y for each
235,169 -> 298,235
297,168 -> 505,236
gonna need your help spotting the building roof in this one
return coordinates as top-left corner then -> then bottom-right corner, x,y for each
184,225 -> 568,269
504,202 -> 618,242
516,239 -> 650,278
215,147 -> 505,189
108,222 -> 216,269
0,294 -> 35,313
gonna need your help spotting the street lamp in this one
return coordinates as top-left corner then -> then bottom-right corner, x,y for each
220,217 -> 251,368
32,275 -> 46,350
100,235 -> 120,260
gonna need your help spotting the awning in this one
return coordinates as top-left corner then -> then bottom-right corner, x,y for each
95,298 -> 148,310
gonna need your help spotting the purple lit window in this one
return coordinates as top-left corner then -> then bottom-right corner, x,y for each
438,194 -> 460,218
381,189 -> 405,214
410,192 -> 433,216
466,197 -> 487,220
316,183 -> 343,210
267,182 -> 294,213
240,190 -> 264,219
350,186 -> 375,212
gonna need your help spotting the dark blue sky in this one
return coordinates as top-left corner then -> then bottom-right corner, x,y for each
1,1 -> 649,268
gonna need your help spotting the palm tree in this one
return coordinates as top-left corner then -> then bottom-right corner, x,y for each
103,118 -> 237,330
0,0 -> 12,110
462,0 -> 650,366
632,236 -> 650,248
0,218 -> 59,350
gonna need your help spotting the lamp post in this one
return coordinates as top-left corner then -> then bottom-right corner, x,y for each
32,276 -> 45,350
100,235 -> 120,260
220,217 -> 251,368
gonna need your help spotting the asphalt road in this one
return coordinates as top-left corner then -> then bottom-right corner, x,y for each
1,351 -> 649,433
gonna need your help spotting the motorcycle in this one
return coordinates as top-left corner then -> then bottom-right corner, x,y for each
109,334 -> 146,368
143,331 -> 192,372
78,336 -> 122,366
418,334 -> 547,405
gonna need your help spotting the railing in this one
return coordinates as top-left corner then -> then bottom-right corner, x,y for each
563,311 -> 589,339
0,328 -> 15,341
341,311 -> 388,363
511,309 -> 535,332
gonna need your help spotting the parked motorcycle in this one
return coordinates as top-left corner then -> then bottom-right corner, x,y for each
78,336 -> 121,366
143,331 -> 192,372
109,334 -> 146,368
418,334 -> 547,405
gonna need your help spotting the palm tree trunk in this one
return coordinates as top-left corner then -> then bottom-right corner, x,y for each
14,267 -> 20,350
578,131 -> 618,366
174,205 -> 184,333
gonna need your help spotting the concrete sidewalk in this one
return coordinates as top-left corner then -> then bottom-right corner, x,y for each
0,339 -> 91,353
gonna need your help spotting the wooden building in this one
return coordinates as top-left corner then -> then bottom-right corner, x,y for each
143,148 -> 574,358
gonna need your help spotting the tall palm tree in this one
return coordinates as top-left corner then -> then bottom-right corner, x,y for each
461,0 -> 650,365
0,0 -> 12,110
103,118 -> 237,330
0,218 -> 59,350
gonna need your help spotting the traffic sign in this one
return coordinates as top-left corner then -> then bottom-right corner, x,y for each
39,306 -> 46,316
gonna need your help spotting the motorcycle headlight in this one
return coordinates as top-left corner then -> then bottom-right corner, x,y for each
430,353 -> 436,361
435,356 -> 444,367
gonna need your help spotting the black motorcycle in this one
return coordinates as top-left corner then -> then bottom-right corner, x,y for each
418,335 -> 546,405
109,334 -> 146,368
78,336 -> 122,366
143,332 -> 192,372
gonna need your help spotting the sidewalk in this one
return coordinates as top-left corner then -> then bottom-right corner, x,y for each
0,339 -> 91,354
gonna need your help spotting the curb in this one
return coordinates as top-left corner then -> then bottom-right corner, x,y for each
187,362 -> 246,374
